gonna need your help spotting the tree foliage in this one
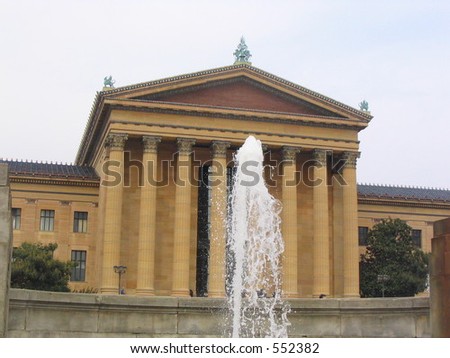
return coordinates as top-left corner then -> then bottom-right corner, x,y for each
360,218 -> 429,297
11,242 -> 73,292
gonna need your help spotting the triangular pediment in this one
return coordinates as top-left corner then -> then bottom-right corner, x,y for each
102,65 -> 372,121
132,77 -> 344,118
76,65 -> 372,165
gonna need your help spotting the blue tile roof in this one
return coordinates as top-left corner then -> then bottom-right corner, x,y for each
358,184 -> 450,202
0,160 -> 99,180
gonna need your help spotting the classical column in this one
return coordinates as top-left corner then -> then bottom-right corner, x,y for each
312,149 -> 330,297
136,136 -> 161,296
100,133 -> 128,294
172,138 -> 196,297
208,141 -> 231,298
341,152 -> 360,297
281,146 -> 300,298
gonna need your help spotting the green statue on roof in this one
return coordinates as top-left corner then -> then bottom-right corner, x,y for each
103,75 -> 115,88
359,100 -> 369,112
233,37 -> 252,65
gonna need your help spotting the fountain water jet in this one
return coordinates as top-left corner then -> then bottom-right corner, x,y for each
227,136 -> 290,337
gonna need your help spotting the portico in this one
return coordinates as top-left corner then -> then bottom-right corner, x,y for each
80,63 -> 370,298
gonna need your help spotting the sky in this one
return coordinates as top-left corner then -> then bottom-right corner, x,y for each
1,0 -> 449,188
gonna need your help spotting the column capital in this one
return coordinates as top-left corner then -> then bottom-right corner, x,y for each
211,141 -> 231,159
177,138 -> 196,155
312,149 -> 328,165
106,133 -> 128,150
282,146 -> 301,162
142,136 -> 161,154
342,151 -> 360,169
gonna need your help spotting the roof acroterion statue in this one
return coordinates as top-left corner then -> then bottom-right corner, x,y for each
359,100 -> 369,112
103,75 -> 115,88
233,37 -> 252,65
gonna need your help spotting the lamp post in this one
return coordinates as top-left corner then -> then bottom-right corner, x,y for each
113,265 -> 127,295
377,274 -> 390,298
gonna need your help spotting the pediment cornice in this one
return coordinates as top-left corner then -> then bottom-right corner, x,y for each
76,64 -> 372,165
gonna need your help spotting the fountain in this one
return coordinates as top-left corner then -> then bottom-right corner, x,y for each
226,136 -> 290,337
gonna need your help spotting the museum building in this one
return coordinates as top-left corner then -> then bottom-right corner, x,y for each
3,56 -> 450,298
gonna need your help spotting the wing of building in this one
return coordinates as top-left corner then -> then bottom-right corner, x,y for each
2,63 -> 449,297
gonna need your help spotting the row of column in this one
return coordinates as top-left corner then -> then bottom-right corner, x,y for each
100,133 -> 360,298
100,134 -> 199,296
282,148 -> 360,297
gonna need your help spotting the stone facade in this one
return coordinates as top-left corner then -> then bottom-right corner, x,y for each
6,167 -> 99,292
79,65 -> 368,298
2,64 -> 450,298
358,186 -> 450,254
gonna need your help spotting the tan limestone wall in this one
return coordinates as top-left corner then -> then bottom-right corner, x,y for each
9,182 -> 99,291
358,202 -> 450,254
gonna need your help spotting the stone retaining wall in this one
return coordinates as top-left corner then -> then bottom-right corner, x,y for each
7,289 -> 430,338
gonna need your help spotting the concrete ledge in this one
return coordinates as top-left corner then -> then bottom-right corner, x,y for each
8,289 -> 430,337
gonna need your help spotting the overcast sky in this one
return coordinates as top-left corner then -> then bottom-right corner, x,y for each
1,0 -> 449,188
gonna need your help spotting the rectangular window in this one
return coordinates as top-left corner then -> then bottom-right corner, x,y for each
71,250 -> 87,282
12,208 -> 21,230
73,211 -> 88,233
40,209 -> 55,231
412,229 -> 422,247
358,226 -> 369,246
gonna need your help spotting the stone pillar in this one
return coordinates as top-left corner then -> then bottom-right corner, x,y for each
312,149 -> 330,297
172,138 -> 196,297
281,146 -> 300,298
0,164 -> 12,337
341,151 -> 360,297
331,169 -> 344,296
431,218 -> 450,337
100,133 -> 128,294
208,141 -> 230,298
136,136 -> 161,296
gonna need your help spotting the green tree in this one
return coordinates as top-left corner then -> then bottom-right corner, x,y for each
360,218 -> 429,297
11,242 -> 73,292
